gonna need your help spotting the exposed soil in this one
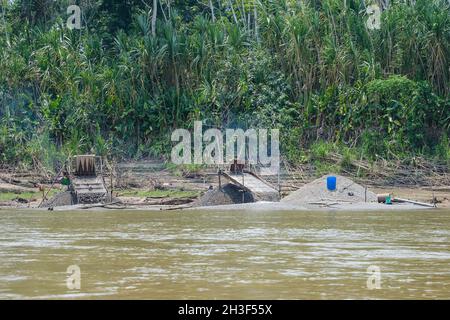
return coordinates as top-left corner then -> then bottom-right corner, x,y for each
0,182 -> 36,194
0,162 -> 449,210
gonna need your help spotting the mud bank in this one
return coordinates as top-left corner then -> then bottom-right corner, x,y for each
187,201 -> 437,212
4,201 -> 434,212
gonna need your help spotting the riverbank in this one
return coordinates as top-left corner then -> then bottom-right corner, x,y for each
1,161 -> 448,210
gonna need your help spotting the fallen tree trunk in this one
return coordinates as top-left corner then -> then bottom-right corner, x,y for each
0,183 -> 36,193
80,201 -> 123,210
161,204 -> 193,211
144,197 -> 194,206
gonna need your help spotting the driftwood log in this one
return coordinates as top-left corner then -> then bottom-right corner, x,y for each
393,197 -> 436,208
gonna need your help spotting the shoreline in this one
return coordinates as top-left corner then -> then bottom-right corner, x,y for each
1,187 -> 448,211
0,202 -> 441,212
1,164 -> 449,210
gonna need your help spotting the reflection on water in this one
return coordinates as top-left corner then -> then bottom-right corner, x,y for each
0,208 -> 449,299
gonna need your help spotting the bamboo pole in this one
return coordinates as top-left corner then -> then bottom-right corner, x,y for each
38,164 -> 66,208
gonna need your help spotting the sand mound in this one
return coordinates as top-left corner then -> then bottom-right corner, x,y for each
282,174 -> 377,204
195,183 -> 255,207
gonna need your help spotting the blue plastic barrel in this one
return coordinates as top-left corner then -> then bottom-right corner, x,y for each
327,176 -> 337,191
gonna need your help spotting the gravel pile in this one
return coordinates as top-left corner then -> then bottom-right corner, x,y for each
282,174 -> 377,204
194,183 -> 255,207
41,191 -> 77,208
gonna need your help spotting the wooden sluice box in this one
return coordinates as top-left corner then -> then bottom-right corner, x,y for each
70,155 -> 108,204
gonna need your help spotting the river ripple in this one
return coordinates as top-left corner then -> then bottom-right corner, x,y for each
0,208 -> 449,299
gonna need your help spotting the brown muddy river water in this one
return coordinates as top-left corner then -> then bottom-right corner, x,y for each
0,208 -> 449,299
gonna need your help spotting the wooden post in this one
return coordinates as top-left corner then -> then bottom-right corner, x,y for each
110,160 -> 114,202
278,165 -> 281,198
432,186 -> 436,207
242,172 -> 245,204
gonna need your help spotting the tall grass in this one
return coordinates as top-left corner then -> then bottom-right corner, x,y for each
0,0 -> 448,169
